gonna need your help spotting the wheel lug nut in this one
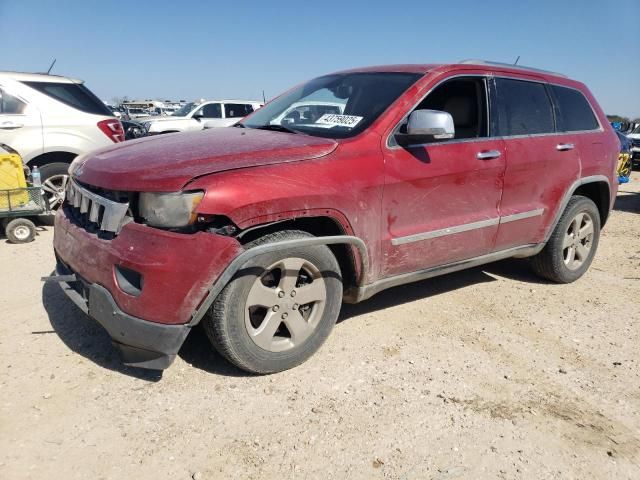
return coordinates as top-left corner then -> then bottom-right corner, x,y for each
290,290 -> 296,297
278,291 -> 285,298
293,303 -> 299,310
272,305 -> 279,312
281,313 -> 288,319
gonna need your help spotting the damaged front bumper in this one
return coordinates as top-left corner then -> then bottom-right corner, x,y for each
45,262 -> 190,369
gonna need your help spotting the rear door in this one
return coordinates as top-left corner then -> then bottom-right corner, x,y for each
493,77 -> 581,251
221,103 -> 255,126
381,75 -> 506,277
0,85 -> 43,161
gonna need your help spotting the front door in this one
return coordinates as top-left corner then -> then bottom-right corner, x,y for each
381,76 -> 505,277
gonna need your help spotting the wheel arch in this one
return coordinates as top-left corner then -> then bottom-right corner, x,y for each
236,215 -> 361,292
26,151 -> 77,167
572,180 -> 611,227
545,175 -> 612,244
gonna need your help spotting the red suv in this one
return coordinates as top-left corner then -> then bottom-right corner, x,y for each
50,61 -> 619,374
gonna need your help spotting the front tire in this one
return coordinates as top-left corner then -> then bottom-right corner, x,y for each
531,195 -> 600,283
203,230 -> 343,374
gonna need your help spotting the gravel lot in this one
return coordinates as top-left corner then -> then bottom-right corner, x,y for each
1,180 -> 639,480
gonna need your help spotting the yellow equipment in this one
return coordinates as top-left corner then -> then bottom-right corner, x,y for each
0,152 -> 29,209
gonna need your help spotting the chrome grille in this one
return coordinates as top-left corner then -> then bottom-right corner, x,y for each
66,178 -> 130,234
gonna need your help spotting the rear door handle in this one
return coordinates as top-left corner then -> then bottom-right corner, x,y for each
0,121 -> 24,130
476,150 -> 502,160
556,143 -> 575,151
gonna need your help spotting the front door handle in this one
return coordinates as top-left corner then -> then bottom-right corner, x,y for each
556,143 -> 575,151
476,150 -> 502,160
0,121 -> 24,130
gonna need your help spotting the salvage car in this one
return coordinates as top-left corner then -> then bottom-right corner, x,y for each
49,61 -> 618,374
0,71 -> 124,221
140,100 -> 262,135
627,124 -> 640,168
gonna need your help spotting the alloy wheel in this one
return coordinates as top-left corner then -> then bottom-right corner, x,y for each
244,257 -> 327,352
562,211 -> 594,270
41,174 -> 68,210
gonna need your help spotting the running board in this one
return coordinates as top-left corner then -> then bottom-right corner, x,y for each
343,243 -> 543,303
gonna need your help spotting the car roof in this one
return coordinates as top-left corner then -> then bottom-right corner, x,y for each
0,71 -> 83,84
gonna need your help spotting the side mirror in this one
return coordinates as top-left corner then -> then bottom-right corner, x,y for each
395,109 -> 455,146
193,111 -> 204,121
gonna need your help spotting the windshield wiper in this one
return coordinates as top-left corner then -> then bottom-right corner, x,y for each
232,123 -> 245,128
254,124 -> 299,134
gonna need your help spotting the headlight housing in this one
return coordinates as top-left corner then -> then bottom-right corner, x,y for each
138,191 -> 204,228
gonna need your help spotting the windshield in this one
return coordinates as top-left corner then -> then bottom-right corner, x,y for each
241,72 -> 422,138
633,125 -> 640,134
172,102 -> 197,117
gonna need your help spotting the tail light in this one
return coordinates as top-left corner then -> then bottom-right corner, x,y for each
97,119 -> 125,143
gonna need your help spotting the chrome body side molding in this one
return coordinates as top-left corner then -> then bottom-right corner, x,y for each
391,217 -> 499,246
391,208 -> 546,246
499,208 -> 545,224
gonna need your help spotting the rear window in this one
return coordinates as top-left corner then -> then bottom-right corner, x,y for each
224,103 -> 255,118
22,81 -> 112,116
495,78 -> 555,136
551,85 -> 599,132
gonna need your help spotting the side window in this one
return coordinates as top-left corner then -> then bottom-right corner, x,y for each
0,89 -> 27,114
551,85 -> 599,132
495,79 -> 554,136
224,103 -> 254,118
200,103 -> 222,118
410,77 -> 488,140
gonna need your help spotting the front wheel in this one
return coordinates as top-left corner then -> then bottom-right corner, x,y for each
531,195 -> 601,283
203,230 -> 343,374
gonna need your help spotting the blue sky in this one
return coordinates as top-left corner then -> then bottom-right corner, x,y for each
2,0 -> 639,118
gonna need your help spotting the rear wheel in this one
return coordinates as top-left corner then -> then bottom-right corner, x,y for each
203,230 -> 343,374
38,162 -> 70,225
531,195 -> 600,283
5,218 -> 36,243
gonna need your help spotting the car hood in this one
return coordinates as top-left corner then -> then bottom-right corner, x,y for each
73,128 -> 338,191
627,133 -> 640,140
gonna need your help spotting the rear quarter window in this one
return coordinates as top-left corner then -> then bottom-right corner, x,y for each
495,78 -> 555,136
0,89 -> 27,114
22,81 -> 112,116
551,85 -> 599,132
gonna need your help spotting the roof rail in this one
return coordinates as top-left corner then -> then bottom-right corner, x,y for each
458,59 -> 567,78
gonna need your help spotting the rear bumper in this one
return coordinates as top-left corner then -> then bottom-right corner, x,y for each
52,260 -> 190,369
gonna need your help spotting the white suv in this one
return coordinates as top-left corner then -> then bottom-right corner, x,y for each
0,72 -> 124,218
140,100 -> 262,135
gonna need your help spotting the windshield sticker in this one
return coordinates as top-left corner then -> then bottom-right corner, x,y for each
315,114 -> 363,128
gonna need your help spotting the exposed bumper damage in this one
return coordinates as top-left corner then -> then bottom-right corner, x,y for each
46,261 -> 190,369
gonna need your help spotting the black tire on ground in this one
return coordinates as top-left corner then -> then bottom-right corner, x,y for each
203,230 -> 343,374
531,195 -> 601,283
37,162 -> 71,226
5,218 -> 37,243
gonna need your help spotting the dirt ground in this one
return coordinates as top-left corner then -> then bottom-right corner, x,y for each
1,180 -> 639,480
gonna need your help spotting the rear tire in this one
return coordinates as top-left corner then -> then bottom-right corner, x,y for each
531,195 -> 600,283
203,230 -> 343,374
37,162 -> 71,226
5,218 -> 36,243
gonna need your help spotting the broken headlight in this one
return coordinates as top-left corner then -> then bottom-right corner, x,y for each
138,191 -> 204,228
